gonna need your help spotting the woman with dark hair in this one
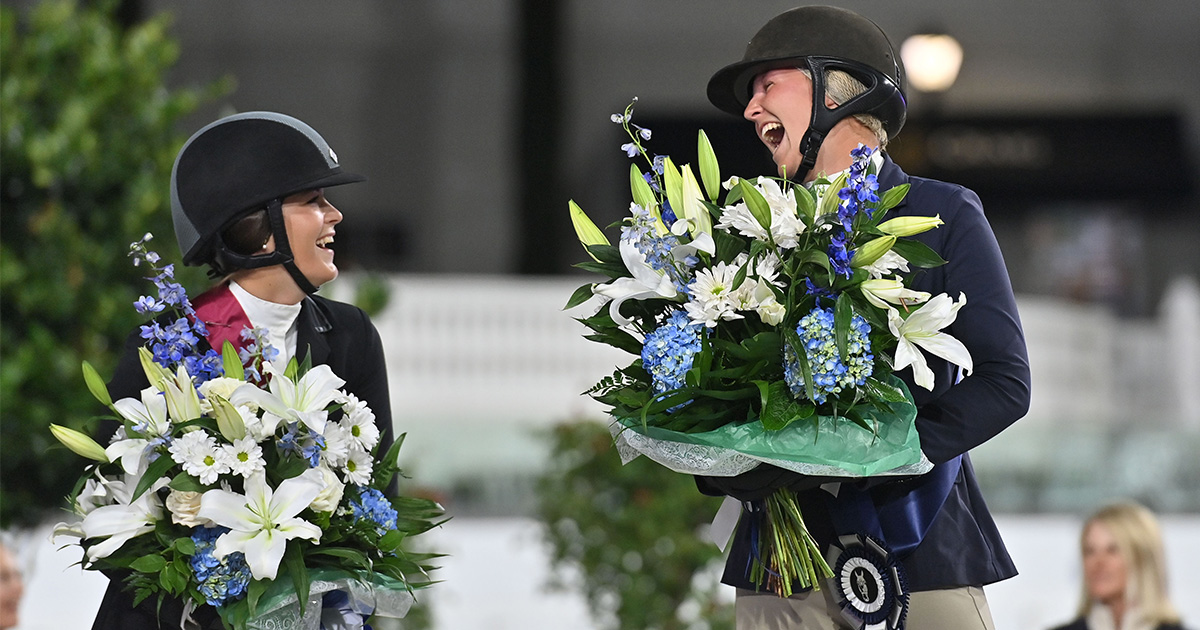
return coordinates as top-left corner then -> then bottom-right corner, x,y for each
92,111 -> 395,630
1050,502 -> 1188,630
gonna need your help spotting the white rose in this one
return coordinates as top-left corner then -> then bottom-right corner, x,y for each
756,299 -> 787,326
309,466 -> 345,514
165,490 -> 211,527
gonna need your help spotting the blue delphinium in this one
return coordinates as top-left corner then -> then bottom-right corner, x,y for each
824,145 -> 880,279
783,307 -> 874,405
641,310 -> 704,410
621,206 -> 696,294
350,487 -> 399,537
278,422 -> 327,468
129,234 -> 223,384
190,526 -> 251,607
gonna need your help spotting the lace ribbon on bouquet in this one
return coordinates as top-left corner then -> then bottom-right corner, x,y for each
244,572 -> 414,630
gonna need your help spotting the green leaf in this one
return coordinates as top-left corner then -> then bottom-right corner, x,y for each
738,179 -> 772,233
130,554 -> 167,573
310,546 -> 370,569
783,328 -> 817,404
167,472 -> 205,493
372,432 -> 407,491
247,577 -> 267,618
890,239 -> 947,268
697,129 -> 720,201
564,283 -> 594,310
81,361 -> 113,407
834,292 -> 853,362
760,381 -> 815,431
864,377 -> 910,403
131,452 -> 176,502
586,243 -> 622,264
174,537 -> 196,555
573,259 -> 628,279
221,341 -> 244,381
877,183 -> 910,212
712,228 -> 745,264
284,544 -> 310,616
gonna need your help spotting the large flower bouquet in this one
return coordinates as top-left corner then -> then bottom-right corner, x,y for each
567,100 -> 972,596
51,235 -> 443,630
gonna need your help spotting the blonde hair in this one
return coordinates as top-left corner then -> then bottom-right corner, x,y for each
800,68 -> 888,147
1076,502 -> 1181,624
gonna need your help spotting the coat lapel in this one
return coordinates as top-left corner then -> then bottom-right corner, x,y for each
296,296 -> 332,367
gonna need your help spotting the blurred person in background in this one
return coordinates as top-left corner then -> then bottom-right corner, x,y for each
1050,501 -> 1188,630
0,541 -> 23,630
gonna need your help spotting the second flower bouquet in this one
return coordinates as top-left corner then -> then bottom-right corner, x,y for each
567,100 -> 972,596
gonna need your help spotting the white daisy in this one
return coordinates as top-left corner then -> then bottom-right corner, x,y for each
684,262 -> 743,327
221,437 -> 266,478
320,423 -> 352,469
342,450 -> 373,486
339,396 -> 380,452
168,429 -> 229,485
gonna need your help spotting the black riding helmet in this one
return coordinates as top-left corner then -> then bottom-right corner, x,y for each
707,6 -> 907,180
170,111 -> 365,294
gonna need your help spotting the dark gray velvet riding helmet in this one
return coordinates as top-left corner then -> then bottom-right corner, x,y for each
707,6 -> 907,179
170,111 -> 364,294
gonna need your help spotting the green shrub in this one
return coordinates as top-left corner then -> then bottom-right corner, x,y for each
0,0 -> 227,527
536,421 -> 734,630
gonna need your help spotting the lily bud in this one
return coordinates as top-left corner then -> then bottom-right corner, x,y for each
569,200 -> 610,262
878,214 -> 943,237
860,278 -> 932,310
50,424 -> 110,462
851,235 -> 897,268
209,395 -> 247,441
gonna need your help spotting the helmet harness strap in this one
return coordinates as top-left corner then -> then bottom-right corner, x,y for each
796,56 -> 902,181
208,198 -> 320,295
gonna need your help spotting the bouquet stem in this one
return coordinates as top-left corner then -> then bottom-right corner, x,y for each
750,489 -> 833,597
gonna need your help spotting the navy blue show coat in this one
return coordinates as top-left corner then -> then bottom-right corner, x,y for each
698,154 -> 1032,592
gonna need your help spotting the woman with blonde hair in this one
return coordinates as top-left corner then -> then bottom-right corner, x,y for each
1051,501 -> 1188,630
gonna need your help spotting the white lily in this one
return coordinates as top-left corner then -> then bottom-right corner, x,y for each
593,231 -> 715,327
198,468 -> 325,580
79,470 -> 168,562
887,292 -> 974,390
231,365 -> 345,435
113,386 -> 171,438
860,277 -> 932,311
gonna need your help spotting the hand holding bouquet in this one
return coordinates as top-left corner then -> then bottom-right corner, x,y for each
567,100 -> 972,595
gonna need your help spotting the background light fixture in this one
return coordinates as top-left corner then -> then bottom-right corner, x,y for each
901,32 -> 964,93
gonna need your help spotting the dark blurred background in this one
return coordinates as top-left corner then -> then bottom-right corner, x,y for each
110,0 -> 1200,316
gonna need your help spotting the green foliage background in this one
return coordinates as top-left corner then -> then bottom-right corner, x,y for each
536,421 -> 735,630
0,0 -> 228,527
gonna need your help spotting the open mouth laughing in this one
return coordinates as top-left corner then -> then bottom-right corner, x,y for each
760,122 -> 784,150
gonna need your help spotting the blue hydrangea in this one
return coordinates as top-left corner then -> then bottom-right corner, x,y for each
783,307 -> 874,405
190,526 -> 251,607
641,310 -> 704,409
350,487 -> 398,536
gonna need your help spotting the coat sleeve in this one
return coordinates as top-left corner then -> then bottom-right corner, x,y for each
911,185 -> 1031,464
